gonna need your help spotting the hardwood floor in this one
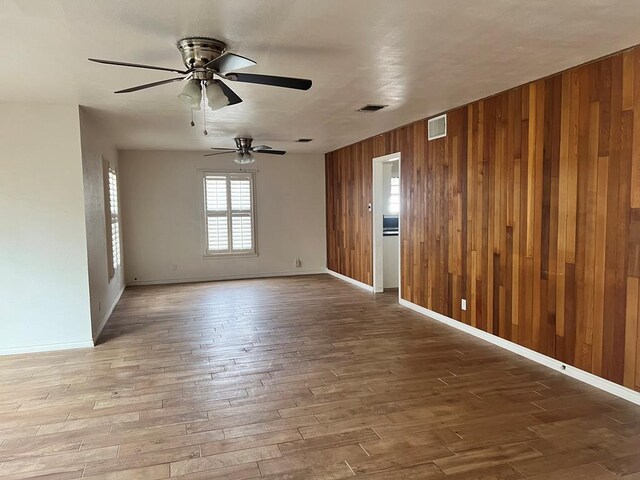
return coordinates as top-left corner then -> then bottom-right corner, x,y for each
0,274 -> 638,479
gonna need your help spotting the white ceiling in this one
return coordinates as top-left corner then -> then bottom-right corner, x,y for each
2,0 -> 640,154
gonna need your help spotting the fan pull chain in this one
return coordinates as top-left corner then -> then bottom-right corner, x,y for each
203,106 -> 207,135
190,107 -> 195,127
201,82 -> 208,136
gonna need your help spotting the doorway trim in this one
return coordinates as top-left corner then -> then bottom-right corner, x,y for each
372,152 -> 401,299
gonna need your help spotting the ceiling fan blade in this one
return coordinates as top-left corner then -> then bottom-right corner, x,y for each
214,80 -> 243,106
204,52 -> 256,73
204,151 -> 238,157
209,148 -> 237,151
254,149 -> 286,155
114,77 -> 185,94
225,72 -> 312,90
89,58 -> 189,75
250,145 -> 272,151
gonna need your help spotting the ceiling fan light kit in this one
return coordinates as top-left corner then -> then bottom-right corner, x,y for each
205,82 -> 230,111
203,137 -> 287,165
177,79 -> 202,108
234,152 -> 255,164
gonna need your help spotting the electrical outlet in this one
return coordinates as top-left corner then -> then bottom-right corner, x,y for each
461,298 -> 467,311
295,258 -> 302,268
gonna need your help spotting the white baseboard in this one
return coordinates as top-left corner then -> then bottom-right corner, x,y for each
326,269 -> 374,292
127,269 -> 328,287
399,298 -> 640,406
93,286 -> 125,343
0,340 -> 94,356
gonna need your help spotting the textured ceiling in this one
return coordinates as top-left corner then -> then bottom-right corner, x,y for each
2,0 -> 640,153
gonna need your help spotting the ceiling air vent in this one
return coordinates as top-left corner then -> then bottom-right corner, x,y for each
296,138 -> 313,143
357,104 -> 387,112
428,114 -> 447,140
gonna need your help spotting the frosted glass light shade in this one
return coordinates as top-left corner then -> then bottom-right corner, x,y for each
234,152 -> 255,165
178,79 -> 202,109
206,82 -> 230,111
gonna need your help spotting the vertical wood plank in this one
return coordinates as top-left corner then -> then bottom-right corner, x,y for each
532,80 -> 545,351
582,101 -> 600,369
526,84 -> 537,259
593,155 -> 609,376
601,54 -> 623,381
624,276 -> 639,388
631,50 -> 640,208
556,73 -> 571,346
623,50 -> 635,111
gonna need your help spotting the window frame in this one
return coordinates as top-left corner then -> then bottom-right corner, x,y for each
105,161 -> 122,280
202,171 -> 258,258
388,176 -> 400,214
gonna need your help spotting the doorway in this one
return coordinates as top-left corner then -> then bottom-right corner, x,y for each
372,152 -> 401,298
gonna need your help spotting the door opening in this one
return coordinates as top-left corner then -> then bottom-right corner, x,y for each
372,153 -> 401,299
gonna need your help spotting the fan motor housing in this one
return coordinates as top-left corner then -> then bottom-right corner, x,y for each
176,37 -> 227,72
235,137 -> 253,153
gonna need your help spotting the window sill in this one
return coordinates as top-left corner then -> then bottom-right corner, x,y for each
203,252 -> 259,259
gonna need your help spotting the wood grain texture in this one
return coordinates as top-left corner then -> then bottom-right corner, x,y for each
326,143 -> 374,285
0,275 -> 639,479
325,46 -> 640,391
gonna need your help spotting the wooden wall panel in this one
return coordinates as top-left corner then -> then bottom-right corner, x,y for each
326,143 -> 373,284
325,46 -> 640,391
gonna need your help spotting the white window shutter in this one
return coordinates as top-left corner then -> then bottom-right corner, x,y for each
205,176 -> 227,211
232,215 -> 252,250
204,172 -> 256,255
108,168 -> 121,271
230,178 -> 252,211
207,216 -> 229,251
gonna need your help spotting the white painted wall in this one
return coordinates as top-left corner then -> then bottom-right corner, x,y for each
0,104 -> 93,354
79,108 -> 125,341
382,162 -> 399,289
119,150 -> 326,284
383,236 -> 399,289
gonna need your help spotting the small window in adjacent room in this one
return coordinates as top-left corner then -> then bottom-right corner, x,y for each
389,176 -> 400,214
203,172 -> 256,256
106,166 -> 121,278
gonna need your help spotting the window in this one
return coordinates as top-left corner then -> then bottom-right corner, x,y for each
106,166 -> 121,278
203,172 -> 256,255
389,176 -> 400,214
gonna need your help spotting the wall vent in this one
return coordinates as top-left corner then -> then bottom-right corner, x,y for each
296,138 -> 313,143
357,104 -> 387,112
428,114 -> 447,140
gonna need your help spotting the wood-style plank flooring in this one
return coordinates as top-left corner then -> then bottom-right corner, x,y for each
0,274 -> 639,479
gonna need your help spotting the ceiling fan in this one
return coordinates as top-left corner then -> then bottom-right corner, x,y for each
89,36 -> 312,117
204,137 -> 286,164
